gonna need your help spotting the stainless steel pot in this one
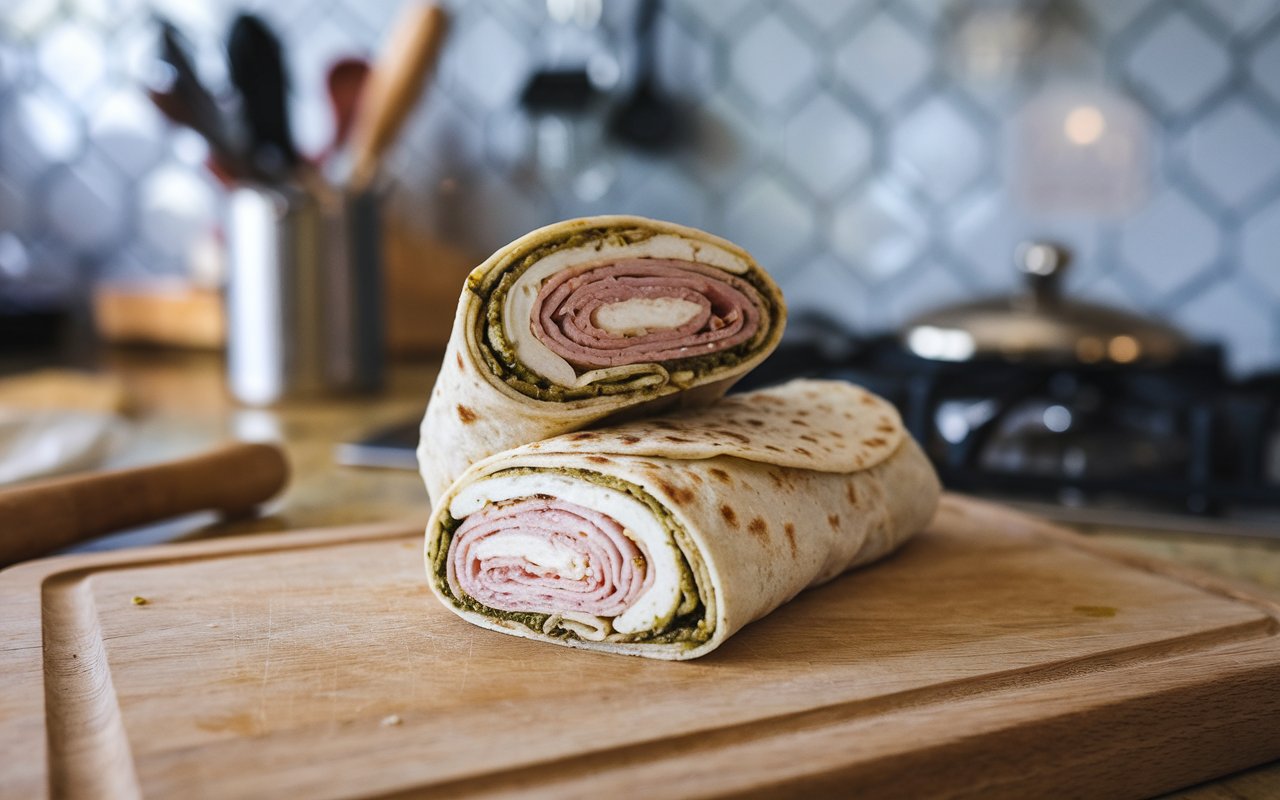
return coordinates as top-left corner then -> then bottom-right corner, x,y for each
901,242 -> 1189,365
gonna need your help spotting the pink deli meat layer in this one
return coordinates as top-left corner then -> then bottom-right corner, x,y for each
447,497 -> 655,617
531,259 -> 765,368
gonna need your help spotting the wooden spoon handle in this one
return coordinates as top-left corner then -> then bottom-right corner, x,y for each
348,3 -> 448,191
0,442 -> 289,567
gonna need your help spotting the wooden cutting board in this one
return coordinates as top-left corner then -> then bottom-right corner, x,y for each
3,495 -> 1279,799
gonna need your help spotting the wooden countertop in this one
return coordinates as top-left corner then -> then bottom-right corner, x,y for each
28,350 -> 1280,797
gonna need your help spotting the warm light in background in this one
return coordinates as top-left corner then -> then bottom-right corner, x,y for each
1064,105 -> 1106,146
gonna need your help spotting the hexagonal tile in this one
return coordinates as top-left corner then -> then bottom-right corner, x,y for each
0,86 -> 84,182
654,11 -> 716,100
1191,0 -> 1278,35
679,0 -> 760,34
783,91 -> 872,199
0,177 -> 28,236
890,95 -> 988,203
41,151 -> 129,253
1076,0 -> 1159,34
729,14 -> 819,110
1124,11 -> 1230,117
139,164 -> 219,259
683,90 -> 772,193
835,13 -> 931,113
1185,99 -> 1280,211
0,232 -> 32,281
885,260 -> 969,329
829,180 -> 928,282
1118,188 -> 1220,298
1172,281 -> 1276,375
780,253 -> 870,330
1240,196 -> 1280,300
720,175 -> 814,274
896,0 -> 955,29
3,0 -> 61,38
442,16 -> 530,111
614,162 -> 708,229
789,0 -> 875,31
1251,31 -> 1280,110
947,191 -> 1103,292
89,88 -> 167,177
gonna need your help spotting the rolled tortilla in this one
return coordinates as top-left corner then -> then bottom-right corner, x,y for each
425,379 -> 941,660
417,215 -> 785,502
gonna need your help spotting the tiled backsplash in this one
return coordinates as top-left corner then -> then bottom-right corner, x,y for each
1,0 -> 1279,373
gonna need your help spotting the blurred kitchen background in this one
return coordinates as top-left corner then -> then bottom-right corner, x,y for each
2,0 -> 1278,368
2,0 -> 1280,539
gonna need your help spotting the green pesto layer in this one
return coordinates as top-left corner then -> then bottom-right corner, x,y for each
430,467 -> 713,646
472,225 -> 781,402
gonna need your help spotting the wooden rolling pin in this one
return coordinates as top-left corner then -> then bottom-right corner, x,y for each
347,2 -> 448,191
0,442 -> 289,567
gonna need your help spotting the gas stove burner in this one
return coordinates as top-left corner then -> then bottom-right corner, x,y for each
738,320 -> 1280,517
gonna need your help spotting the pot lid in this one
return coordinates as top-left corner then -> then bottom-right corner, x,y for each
901,242 -> 1189,364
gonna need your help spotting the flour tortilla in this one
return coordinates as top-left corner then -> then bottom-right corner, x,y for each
425,379 -> 941,660
417,215 -> 786,503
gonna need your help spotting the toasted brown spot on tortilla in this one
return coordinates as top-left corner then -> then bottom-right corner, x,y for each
765,444 -> 784,453
664,435 -> 693,443
747,516 -> 768,540
768,471 -> 785,489
585,455 -> 610,464
709,468 -> 732,484
688,472 -> 703,485
568,432 -> 595,441
783,523 -> 798,557
799,434 -> 819,443
657,479 -> 694,505
862,437 -> 888,448
620,435 -> 641,445
719,504 -> 738,527
795,447 -> 812,456
833,430 -> 845,439
716,429 -> 751,444
652,420 -> 678,430
456,404 -> 478,424
797,410 -> 809,417
860,394 -> 878,406
455,352 -> 465,370
846,482 -> 859,506
877,420 -> 896,433
827,513 -> 841,531
793,419 -> 810,428
746,418 -> 765,427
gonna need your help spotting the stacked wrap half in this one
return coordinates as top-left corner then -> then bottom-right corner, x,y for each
418,216 -> 786,502
425,379 -> 941,660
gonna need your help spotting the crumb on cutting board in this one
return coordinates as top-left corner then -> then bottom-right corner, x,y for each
131,596 -> 149,606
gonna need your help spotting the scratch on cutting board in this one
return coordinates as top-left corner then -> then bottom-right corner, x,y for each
257,598 -> 275,726
457,637 -> 475,695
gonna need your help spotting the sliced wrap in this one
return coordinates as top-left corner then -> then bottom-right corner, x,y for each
425,379 -> 941,660
417,215 -> 785,502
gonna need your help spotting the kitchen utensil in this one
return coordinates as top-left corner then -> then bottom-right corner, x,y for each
901,241 -> 1189,364
150,19 -> 251,180
324,57 -> 371,159
225,184 -> 383,405
0,441 -> 287,567
345,2 -> 448,191
608,0 -> 681,151
227,13 -> 299,180
4,495 -> 1279,798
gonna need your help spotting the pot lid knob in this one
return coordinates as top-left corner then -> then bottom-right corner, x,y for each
1015,241 -> 1070,308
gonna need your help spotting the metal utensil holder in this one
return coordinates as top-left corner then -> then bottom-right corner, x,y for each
226,183 -> 384,405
